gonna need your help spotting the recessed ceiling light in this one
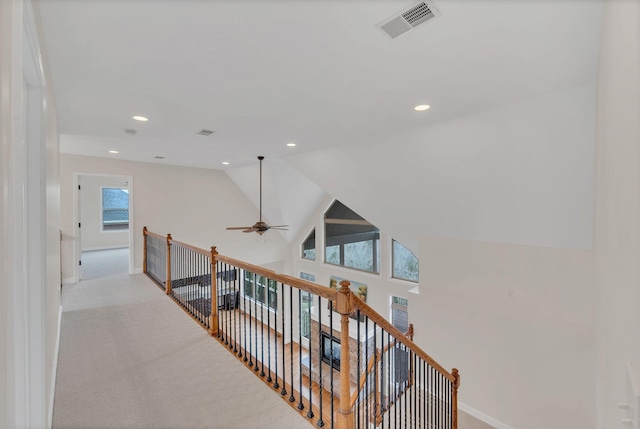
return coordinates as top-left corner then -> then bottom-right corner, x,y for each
222,161 -> 230,165
414,104 -> 430,111
132,115 -> 149,122
109,150 -> 119,154
287,143 -> 297,147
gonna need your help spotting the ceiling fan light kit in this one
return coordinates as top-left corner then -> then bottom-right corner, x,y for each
226,156 -> 288,235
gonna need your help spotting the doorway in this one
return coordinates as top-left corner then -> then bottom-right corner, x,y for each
73,173 -> 134,281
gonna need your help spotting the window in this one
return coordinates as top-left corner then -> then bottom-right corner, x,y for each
391,296 -> 409,333
392,240 -> 419,283
243,271 -> 277,310
300,272 -> 316,282
102,187 -> 129,231
302,228 -> 316,260
324,200 -> 380,273
300,272 -> 316,339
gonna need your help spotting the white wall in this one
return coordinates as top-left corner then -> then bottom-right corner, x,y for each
287,196 -> 596,429
284,84 -> 596,254
594,1 -> 640,428
79,175 -> 129,250
60,154 -> 288,281
0,0 -> 61,427
414,237 -> 595,429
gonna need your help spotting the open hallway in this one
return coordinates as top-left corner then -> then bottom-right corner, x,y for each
53,273 -> 311,429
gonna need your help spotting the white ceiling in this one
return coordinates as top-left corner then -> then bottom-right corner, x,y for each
38,0 -> 603,248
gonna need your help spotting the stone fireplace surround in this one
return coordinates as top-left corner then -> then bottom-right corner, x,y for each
303,318 -> 375,398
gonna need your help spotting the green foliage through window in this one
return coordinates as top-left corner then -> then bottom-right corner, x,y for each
392,240 -> 419,283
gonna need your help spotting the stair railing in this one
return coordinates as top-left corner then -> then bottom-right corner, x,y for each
143,228 -> 459,429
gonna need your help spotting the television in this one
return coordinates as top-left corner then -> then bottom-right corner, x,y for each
321,331 -> 341,371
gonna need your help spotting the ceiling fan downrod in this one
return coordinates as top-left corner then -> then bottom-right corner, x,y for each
258,156 -> 263,222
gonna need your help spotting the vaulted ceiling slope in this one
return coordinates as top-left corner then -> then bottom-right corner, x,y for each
39,0 -> 603,249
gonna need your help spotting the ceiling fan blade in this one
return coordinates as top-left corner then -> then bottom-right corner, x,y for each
268,225 -> 289,228
243,229 -> 257,233
270,227 -> 288,230
324,218 -> 372,226
227,226 -> 254,230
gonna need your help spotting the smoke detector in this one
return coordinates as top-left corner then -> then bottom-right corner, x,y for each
377,1 -> 441,39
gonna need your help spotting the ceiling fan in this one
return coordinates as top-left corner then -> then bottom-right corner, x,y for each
226,156 -> 288,235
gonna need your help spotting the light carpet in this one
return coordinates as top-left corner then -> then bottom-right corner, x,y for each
81,248 -> 129,281
53,273 -> 311,429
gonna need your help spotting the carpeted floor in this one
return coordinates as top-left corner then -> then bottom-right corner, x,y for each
53,273 -> 312,429
81,248 -> 129,280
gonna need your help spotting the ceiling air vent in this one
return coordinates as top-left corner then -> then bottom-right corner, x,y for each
124,129 -> 137,135
377,1 -> 440,39
197,129 -> 215,136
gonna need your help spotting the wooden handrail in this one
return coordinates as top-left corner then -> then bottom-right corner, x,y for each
216,254 -> 339,301
143,228 -> 165,240
142,227 -> 148,274
169,238 -> 211,257
143,228 -> 459,429
353,296 -> 456,383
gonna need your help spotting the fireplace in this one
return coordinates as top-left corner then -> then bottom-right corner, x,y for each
321,331 -> 341,371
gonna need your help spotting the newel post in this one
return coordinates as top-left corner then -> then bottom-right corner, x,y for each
142,226 -> 148,274
210,246 -> 219,336
452,368 -> 460,429
166,233 -> 172,295
336,280 -> 355,429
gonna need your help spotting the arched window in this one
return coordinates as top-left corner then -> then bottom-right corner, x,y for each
324,200 -> 380,274
391,240 -> 419,282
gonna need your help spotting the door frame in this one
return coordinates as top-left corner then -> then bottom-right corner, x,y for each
72,172 -> 135,282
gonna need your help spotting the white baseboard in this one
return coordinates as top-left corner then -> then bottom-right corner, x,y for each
61,277 -> 76,285
81,245 -> 128,252
459,401 -> 514,429
133,267 -> 143,274
48,305 -> 62,428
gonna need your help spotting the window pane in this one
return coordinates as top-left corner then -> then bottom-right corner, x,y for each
243,271 -> 254,298
391,295 -> 409,332
102,187 -> 129,231
300,272 -> 316,282
325,245 -> 340,265
392,240 -> 419,282
268,279 -> 278,310
301,291 -> 311,339
344,241 -> 373,272
302,228 -> 316,260
255,276 -> 266,304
